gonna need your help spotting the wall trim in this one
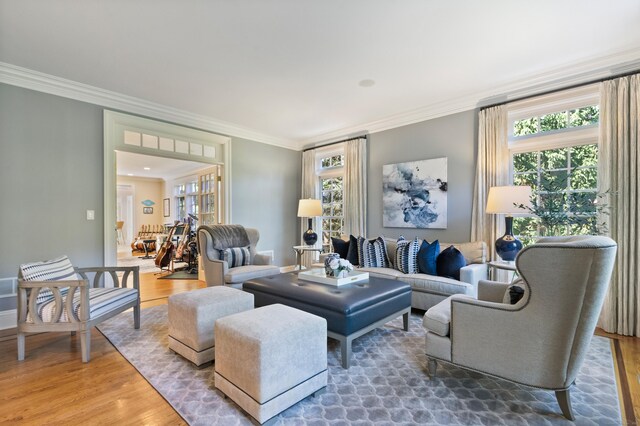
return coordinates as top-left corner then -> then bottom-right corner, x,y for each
0,61 -> 299,151
0,309 -> 16,330
302,48 -> 640,146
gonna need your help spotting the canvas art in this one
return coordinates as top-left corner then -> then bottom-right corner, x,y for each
382,157 -> 447,228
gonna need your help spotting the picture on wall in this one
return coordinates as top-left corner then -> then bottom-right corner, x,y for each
143,207 -> 153,214
382,157 -> 447,229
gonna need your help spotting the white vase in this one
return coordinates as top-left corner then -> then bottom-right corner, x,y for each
337,270 -> 349,278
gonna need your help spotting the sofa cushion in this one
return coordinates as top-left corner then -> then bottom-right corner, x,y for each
357,236 -> 390,268
395,237 -> 420,274
422,294 -> 473,337
359,267 -> 405,279
224,265 -> 280,284
417,240 -> 440,275
441,241 -> 487,265
399,273 -> 473,296
436,246 -> 467,280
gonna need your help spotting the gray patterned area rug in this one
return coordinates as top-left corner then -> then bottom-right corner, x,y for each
97,306 -> 622,426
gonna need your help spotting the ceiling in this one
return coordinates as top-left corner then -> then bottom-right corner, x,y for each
116,151 -> 208,181
1,1 -> 640,149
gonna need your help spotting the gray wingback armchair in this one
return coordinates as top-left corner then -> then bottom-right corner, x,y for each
422,236 -> 617,420
197,225 -> 279,288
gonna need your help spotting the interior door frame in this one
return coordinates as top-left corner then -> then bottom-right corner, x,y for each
103,110 -> 231,266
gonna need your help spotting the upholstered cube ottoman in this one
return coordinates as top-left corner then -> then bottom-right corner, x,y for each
214,304 -> 328,424
168,286 -> 253,366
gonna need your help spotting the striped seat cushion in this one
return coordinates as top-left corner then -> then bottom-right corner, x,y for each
220,247 -> 251,268
32,287 -> 139,323
20,255 -> 79,304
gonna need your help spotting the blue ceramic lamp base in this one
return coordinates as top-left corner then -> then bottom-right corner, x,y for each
302,218 -> 318,246
495,216 -> 523,261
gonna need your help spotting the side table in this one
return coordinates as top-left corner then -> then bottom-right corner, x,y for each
487,260 -> 518,282
292,245 -> 323,270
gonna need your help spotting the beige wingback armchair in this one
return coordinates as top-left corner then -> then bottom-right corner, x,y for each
197,225 -> 279,288
422,236 -> 617,420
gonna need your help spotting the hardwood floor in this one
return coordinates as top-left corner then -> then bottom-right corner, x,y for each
0,273 -> 638,425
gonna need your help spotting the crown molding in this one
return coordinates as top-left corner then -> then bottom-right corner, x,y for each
302,47 -> 640,147
0,62 -> 300,151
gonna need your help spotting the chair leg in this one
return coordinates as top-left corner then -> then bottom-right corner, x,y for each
17,332 -> 25,361
80,329 -> 91,363
555,389 -> 574,421
427,358 -> 438,378
134,304 -> 140,329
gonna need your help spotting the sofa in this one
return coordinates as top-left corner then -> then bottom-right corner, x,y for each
332,236 -> 488,311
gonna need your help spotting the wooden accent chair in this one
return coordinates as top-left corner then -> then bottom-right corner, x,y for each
17,256 -> 140,362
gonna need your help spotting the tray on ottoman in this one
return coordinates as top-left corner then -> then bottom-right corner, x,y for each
243,272 -> 411,369
298,268 -> 369,286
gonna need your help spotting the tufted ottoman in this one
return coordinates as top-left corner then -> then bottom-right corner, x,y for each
214,304 -> 327,424
168,286 -> 253,366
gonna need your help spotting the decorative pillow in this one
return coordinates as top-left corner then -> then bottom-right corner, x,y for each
395,237 -> 421,274
436,246 -> 467,280
503,279 -> 527,305
417,239 -> 440,275
220,247 -> 251,267
345,235 -> 360,266
331,237 -> 350,259
20,255 -> 77,303
357,236 -> 390,268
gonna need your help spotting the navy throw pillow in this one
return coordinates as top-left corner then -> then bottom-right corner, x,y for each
436,245 -> 466,280
345,235 -> 360,266
331,237 -> 349,259
417,239 -> 440,275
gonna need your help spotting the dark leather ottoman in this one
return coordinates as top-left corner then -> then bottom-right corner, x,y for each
243,273 -> 412,368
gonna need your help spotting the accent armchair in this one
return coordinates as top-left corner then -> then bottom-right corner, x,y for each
197,225 -> 279,288
422,236 -> 617,420
17,256 -> 140,362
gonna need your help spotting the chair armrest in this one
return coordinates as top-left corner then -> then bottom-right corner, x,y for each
75,266 -> 140,290
459,263 -> 488,297
253,253 -> 272,265
477,280 -> 510,303
201,258 -> 228,286
18,279 -> 89,324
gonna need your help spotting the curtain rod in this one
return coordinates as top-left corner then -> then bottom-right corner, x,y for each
480,68 -> 640,111
302,135 -> 368,153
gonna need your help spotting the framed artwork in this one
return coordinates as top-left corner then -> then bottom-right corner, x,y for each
163,198 -> 170,217
143,207 -> 153,214
382,157 -> 448,229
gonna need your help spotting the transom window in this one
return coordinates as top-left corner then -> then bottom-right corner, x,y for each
513,105 -> 599,138
320,154 -> 344,169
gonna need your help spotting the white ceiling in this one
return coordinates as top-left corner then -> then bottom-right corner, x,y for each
1,0 -> 640,149
116,151 -> 208,180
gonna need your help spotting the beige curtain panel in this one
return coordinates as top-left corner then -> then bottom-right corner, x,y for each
344,137 -> 367,238
598,73 -> 640,336
471,105 -> 510,263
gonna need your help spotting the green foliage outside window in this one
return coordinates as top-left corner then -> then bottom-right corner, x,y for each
513,105 -> 599,137
321,176 -> 344,251
512,144 -> 606,246
321,155 -> 344,168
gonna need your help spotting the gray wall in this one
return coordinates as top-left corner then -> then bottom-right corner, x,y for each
231,137 -> 301,266
0,83 -> 105,282
367,110 -> 478,243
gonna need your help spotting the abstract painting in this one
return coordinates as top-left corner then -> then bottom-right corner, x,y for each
383,157 -> 447,228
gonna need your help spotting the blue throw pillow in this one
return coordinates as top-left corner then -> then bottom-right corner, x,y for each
331,237 -> 349,259
417,240 -> 440,275
436,245 -> 466,280
345,235 -> 360,266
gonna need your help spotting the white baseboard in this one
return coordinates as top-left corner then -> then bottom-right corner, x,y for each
0,309 -> 16,330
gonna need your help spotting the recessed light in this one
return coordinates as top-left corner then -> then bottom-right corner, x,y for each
127,173 -> 134,176
358,79 -> 375,87
143,167 -> 151,171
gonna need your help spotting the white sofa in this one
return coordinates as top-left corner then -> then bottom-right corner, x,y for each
354,238 -> 488,311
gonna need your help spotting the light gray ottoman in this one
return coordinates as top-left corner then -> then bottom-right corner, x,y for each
168,286 -> 253,366
214,304 -> 327,424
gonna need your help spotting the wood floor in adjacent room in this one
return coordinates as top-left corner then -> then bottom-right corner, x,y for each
0,273 -> 638,425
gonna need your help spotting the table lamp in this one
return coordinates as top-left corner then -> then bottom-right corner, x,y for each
297,199 -> 322,246
486,185 -> 532,261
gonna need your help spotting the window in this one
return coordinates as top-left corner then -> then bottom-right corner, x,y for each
316,149 -> 345,252
174,180 -> 199,222
508,85 -> 600,245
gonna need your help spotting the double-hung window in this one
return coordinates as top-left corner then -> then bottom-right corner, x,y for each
508,85 -> 600,245
316,147 -> 345,252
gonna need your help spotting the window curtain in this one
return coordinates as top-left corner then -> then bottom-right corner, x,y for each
300,149 -> 319,267
598,73 -> 640,336
344,137 -> 367,237
471,105 -> 510,263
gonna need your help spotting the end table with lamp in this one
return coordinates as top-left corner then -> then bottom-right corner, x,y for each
292,245 -> 323,270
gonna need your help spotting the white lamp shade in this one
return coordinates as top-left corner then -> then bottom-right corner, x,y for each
486,186 -> 532,215
297,199 -> 322,217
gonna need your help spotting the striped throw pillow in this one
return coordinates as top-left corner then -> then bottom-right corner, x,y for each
396,237 -> 420,274
220,247 -> 251,267
357,236 -> 390,268
20,255 -> 78,303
